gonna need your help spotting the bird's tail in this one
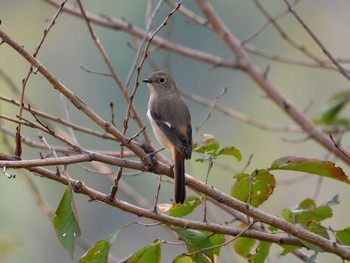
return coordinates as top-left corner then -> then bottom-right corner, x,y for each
173,149 -> 186,204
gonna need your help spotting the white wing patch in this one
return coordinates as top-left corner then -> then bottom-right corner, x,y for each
147,109 -> 152,121
147,108 -> 172,129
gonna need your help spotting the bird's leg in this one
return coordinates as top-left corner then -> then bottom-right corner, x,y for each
148,146 -> 165,157
169,164 -> 174,174
147,147 -> 165,168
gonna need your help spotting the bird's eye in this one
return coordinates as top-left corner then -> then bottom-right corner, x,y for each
159,77 -> 166,84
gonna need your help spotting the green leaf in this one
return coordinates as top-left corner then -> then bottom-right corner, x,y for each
270,156 -> 349,183
333,118 -> 350,125
79,226 -> 122,263
193,136 -> 220,156
336,227 -> 350,246
169,196 -> 201,217
195,157 -> 208,163
217,146 -> 242,161
281,245 -> 300,256
281,208 -> 295,223
127,240 -> 161,263
300,222 -> 329,252
54,184 -> 81,258
249,242 -> 271,263
231,173 -> 250,203
208,233 -> 225,256
234,173 -> 249,180
298,198 -> 316,210
80,240 -> 110,263
282,198 -> 333,225
231,171 -> 276,207
172,228 -> 224,262
193,135 -> 242,164
107,226 -> 122,244
316,90 -> 350,124
267,225 -> 278,233
173,255 -> 194,263
233,237 -> 256,258
293,206 -> 333,225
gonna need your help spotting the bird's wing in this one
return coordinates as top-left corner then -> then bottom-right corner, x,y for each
150,102 -> 192,159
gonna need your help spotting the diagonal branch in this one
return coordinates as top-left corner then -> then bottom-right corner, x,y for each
0,29 -> 153,167
44,0 -> 238,69
251,0 -> 321,62
1,150 -> 349,259
0,152 -> 145,171
283,0 -> 350,82
195,0 -> 350,166
15,0 -> 68,158
75,0 -> 152,145
0,152 -> 305,248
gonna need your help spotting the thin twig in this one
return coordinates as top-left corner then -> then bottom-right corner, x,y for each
16,0 -> 68,158
244,44 -> 350,71
153,174 -> 163,211
203,157 -> 213,223
185,220 -> 256,257
124,1 -> 182,136
330,134 -> 350,160
75,0 -> 151,145
44,0 -> 238,69
110,0 -> 166,201
251,0 -> 322,62
18,114 -> 81,152
193,86 -> 227,138
166,0 -> 210,28
195,0 -> 350,166
79,64 -> 113,76
0,152 -> 310,248
0,149 -> 349,258
0,124 -> 132,157
109,1 -> 182,200
124,0 -> 164,88
60,93 -> 79,145
181,89 -> 302,132
0,95 -> 119,141
2,2 -> 350,261
242,0 -> 299,45
283,0 -> 350,81
0,28 -> 153,166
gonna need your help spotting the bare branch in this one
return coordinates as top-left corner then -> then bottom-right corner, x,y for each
195,0 -> 350,166
0,29 -> 153,166
283,0 -> 350,81
0,152 -> 307,248
1,149 -> 349,258
75,0 -> 152,145
44,0 -> 239,69
16,0 -> 68,158
193,86 -> 227,137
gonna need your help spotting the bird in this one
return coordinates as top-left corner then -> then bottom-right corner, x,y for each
143,71 -> 192,204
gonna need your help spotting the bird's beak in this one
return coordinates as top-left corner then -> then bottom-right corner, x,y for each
142,78 -> 152,83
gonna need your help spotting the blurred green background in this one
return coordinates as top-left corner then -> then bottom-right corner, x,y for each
1,1 -> 350,262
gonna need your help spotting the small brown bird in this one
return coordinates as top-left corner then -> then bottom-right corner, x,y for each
143,71 -> 192,204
